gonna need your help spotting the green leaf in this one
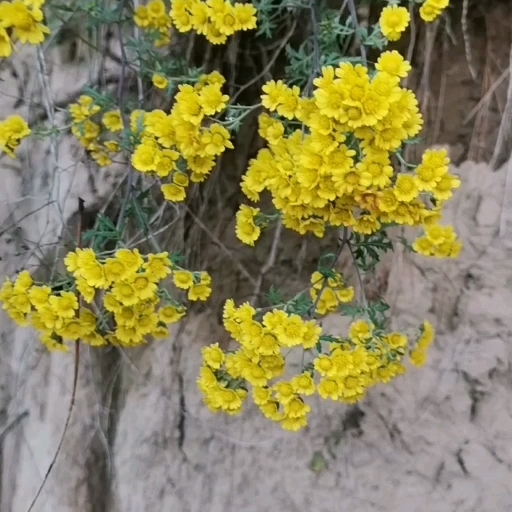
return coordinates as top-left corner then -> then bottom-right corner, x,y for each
266,285 -> 283,306
350,230 -> 394,272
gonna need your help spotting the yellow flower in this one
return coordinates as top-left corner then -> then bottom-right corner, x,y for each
0,27 -> 12,57
170,2 -> 193,32
154,30 -> 171,47
115,248 -> 144,273
198,83 -> 229,115
83,331 -> 108,346
410,349 -> 428,367
353,214 -> 380,235
232,2 -> 257,31
235,205 -> 261,246
212,2 -> 239,36
291,373 -> 316,396
258,113 -> 285,144
394,174 -> 419,203
102,110 -> 123,132
197,365 -> 218,393
379,5 -> 410,41
104,140 -> 121,153
13,270 -> 33,292
375,50 -> 411,78
317,377 -> 342,400
424,224 -> 449,245
261,80 -> 288,111
275,85 -> 301,120
91,149 -> 112,167
188,1 -> 209,35
103,293 -> 121,313
252,386 -> 272,406
202,343 -> 225,370
412,236 -> 433,256
78,308 -> 97,336
253,332 -> 280,356
144,252 -> 172,280
0,115 -> 31,158
420,0 -> 449,23
28,285 -> 51,309
214,387 -> 246,411
80,259 -> 108,289
274,314 -> 307,347
314,355 -> 336,377
200,123 -> 233,156
132,143 -> 159,172
302,320 -> 322,349
241,359 -> 271,387
432,172 -> 460,201
173,270 -> 194,290
134,5 -> 150,27
69,96 -> 100,123
273,381 -> 295,405
348,320 -> 374,343
64,249 -> 91,277
158,305 -> 186,324
76,278 -> 96,303
0,0 -> 50,45
147,0 -> 166,18
417,320 -> 435,350
161,183 -> 187,202
385,332 -> 408,351
104,258 -> 128,284
259,354 -> 285,379
340,374 -> 367,399
58,319 -> 85,341
115,306 -> 137,326
280,414 -> 307,431
152,74 -> 169,90
131,273 -> 158,301
311,287 -> 339,316
49,291 -> 79,318
130,109 -> 146,132
188,283 -> 212,301
111,281 -> 138,306
40,334 -> 69,352
284,396 -> 311,419
7,293 -> 32,315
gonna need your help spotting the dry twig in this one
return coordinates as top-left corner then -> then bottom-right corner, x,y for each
462,0 -> 478,81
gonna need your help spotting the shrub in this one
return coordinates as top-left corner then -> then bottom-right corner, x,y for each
0,0 -> 457,435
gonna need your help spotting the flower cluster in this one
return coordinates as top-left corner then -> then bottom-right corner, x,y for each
198,298 -> 436,431
412,224 -> 461,258
420,0 -> 450,23
131,71 -> 233,202
152,73 -> 169,90
379,5 -> 410,41
234,205 -> 263,246
69,95 -> 122,167
0,271 -> 95,352
237,54 -> 461,250
0,0 -> 50,57
134,0 -> 173,47
134,0 -> 257,47
0,114 -> 31,157
409,320 -> 435,367
309,270 -> 355,316
0,249 -> 212,352
170,0 -> 257,45
64,247 -> 211,304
